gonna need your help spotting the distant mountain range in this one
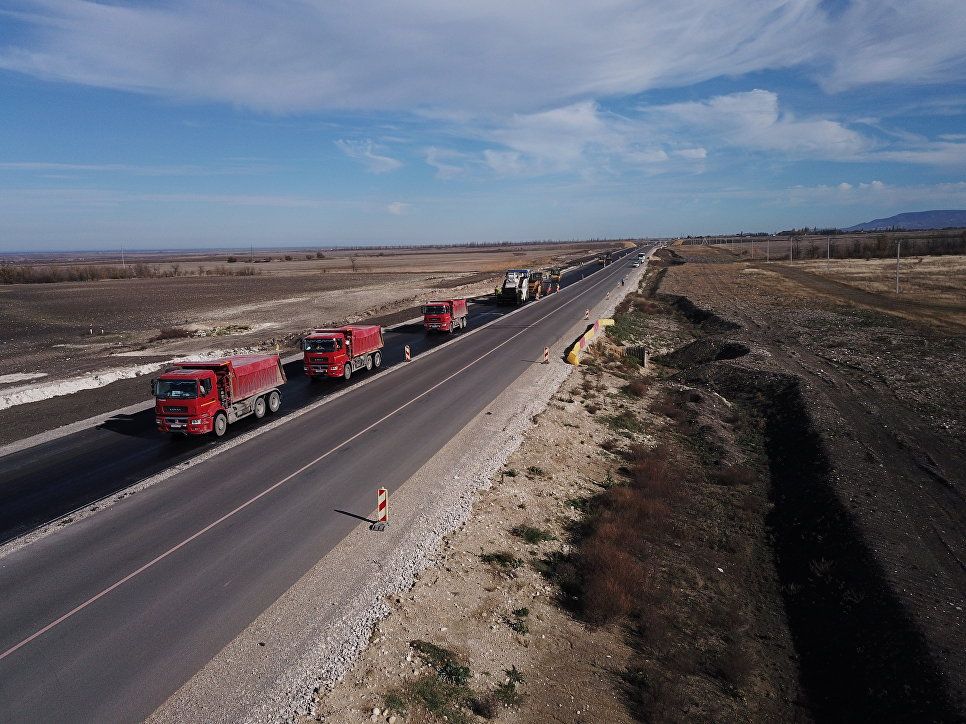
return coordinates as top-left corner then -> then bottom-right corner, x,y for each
843,210 -> 966,231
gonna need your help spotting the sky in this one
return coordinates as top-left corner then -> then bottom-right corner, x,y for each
1,0 -> 965,250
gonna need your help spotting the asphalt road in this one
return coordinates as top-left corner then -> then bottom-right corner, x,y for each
0,247 -> 644,721
0,251 -> 629,545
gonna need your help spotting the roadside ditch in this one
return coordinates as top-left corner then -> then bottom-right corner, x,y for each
651,262 -> 960,720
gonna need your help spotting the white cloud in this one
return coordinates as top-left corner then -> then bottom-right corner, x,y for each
386,201 -> 410,215
784,180 -> 966,207
651,90 -> 870,158
3,1 -> 960,115
820,0 -> 966,91
424,147 -> 467,179
482,150 -> 527,176
674,148 -> 707,160
334,139 -> 402,173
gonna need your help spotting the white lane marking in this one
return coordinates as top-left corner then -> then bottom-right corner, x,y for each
0,254 -> 638,662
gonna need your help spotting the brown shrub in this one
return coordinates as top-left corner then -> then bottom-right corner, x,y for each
713,464 -> 757,487
581,536 -> 645,625
650,393 -> 688,424
150,327 -> 193,341
714,639 -> 754,689
626,379 -> 648,397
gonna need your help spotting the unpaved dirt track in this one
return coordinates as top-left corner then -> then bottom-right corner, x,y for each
762,262 -> 966,330
659,248 -> 965,716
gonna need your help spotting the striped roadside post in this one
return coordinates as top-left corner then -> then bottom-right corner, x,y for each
404,345 -> 411,361
584,309 -> 590,320
542,347 -> 550,364
371,487 -> 389,531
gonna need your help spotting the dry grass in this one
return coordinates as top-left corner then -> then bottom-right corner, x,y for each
791,254 -> 966,306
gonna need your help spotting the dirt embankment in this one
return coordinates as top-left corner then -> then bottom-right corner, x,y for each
657,247 -> 965,719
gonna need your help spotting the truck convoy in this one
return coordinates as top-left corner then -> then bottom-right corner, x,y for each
303,325 -> 384,381
498,269 -> 531,306
423,299 -> 468,333
153,354 -> 286,437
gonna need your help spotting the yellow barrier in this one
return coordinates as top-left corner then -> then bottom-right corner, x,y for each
566,318 -> 614,365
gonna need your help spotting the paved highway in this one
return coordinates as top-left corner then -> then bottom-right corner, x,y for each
0,248 -> 643,721
0,252 -> 629,545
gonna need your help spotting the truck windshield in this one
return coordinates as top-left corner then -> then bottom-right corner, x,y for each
304,338 -> 341,352
423,305 -> 448,315
155,380 -> 198,399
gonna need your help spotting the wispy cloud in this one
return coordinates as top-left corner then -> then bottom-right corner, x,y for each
2,1 -> 961,115
386,201 -> 410,215
0,161 -> 264,176
334,139 -> 402,173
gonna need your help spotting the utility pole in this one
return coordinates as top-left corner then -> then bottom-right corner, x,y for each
896,239 -> 901,294
789,237 -> 794,262
121,245 -> 125,269
827,236 -> 830,269
250,244 -> 254,264
767,237 -> 770,262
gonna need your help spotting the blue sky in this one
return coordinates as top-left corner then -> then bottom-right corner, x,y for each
1,1 -> 965,250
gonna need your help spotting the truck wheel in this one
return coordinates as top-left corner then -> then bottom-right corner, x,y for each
373,351 -> 382,368
267,390 -> 281,413
213,413 -> 228,438
461,318 -> 468,330
343,364 -> 351,381
365,354 -> 373,371
254,396 -> 267,419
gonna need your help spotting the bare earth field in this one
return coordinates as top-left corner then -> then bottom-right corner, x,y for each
0,243 -> 609,379
657,247 -> 965,716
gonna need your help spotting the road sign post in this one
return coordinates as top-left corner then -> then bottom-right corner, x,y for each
370,487 -> 389,531
404,345 -> 411,362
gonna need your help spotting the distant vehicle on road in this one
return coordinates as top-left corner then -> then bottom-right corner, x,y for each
423,299 -> 468,333
603,251 -> 613,266
498,269 -> 532,306
528,271 -> 546,299
153,354 -> 285,437
632,260 -> 641,268
548,267 -> 562,292
303,325 -> 384,381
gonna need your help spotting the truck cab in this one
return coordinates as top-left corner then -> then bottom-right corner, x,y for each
154,369 -> 220,435
303,332 -> 350,379
423,299 -> 467,333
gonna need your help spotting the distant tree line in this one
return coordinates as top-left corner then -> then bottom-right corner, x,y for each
0,263 -> 261,284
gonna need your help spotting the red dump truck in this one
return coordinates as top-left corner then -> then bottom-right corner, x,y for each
423,299 -> 468,333
153,354 -> 286,437
303,325 -> 384,381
